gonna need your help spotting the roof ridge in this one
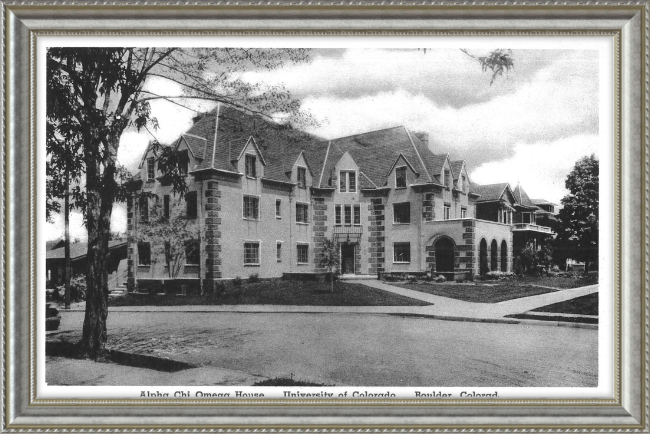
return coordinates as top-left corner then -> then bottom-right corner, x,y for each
318,141 -> 332,188
329,125 -> 404,142
183,133 -> 207,140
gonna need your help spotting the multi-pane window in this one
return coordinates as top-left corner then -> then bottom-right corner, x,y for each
243,195 -> 260,220
393,202 -> 411,224
297,167 -> 307,188
277,242 -> 282,262
138,242 -> 151,265
139,196 -> 149,222
354,205 -> 361,225
163,195 -> 170,220
335,205 -> 342,226
296,203 -> 309,223
444,204 -> 451,220
461,207 -> 467,219
178,150 -> 189,176
185,191 -> 197,219
339,171 -> 356,193
393,242 -> 411,263
297,244 -> 309,264
275,199 -> 282,218
245,154 -> 257,178
185,240 -> 199,265
396,166 -> 407,188
244,242 -> 260,265
147,157 -> 155,181
344,205 -> 352,226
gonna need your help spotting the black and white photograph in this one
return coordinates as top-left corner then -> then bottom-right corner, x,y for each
41,41 -> 608,398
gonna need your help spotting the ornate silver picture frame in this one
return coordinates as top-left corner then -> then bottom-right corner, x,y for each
2,1 -> 646,431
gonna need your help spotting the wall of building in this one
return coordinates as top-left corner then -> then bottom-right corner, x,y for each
473,220 -> 513,275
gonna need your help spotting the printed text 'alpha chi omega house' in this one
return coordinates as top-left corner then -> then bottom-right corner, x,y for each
125,103 -> 555,292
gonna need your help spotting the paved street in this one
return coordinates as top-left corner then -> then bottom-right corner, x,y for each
49,310 -> 598,387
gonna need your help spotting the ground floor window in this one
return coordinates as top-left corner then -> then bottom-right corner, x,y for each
138,242 -> 151,265
297,244 -> 309,264
244,242 -> 260,265
393,242 -> 411,263
185,240 -> 199,265
277,242 -> 282,262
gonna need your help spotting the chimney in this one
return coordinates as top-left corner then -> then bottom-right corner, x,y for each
414,131 -> 430,148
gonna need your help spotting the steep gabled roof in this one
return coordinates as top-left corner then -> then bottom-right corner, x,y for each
181,134 -> 207,160
512,184 -> 539,208
450,160 -> 465,179
473,183 -> 511,202
532,198 -> 558,207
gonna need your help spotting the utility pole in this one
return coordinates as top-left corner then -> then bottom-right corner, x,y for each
64,163 -> 71,310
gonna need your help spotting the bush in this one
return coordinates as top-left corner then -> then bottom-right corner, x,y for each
248,273 -> 259,284
54,276 -> 86,302
434,275 -> 446,283
324,272 -> 339,283
232,276 -> 242,287
485,271 -> 515,280
407,275 -> 418,283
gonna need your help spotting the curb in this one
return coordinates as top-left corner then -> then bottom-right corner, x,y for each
388,312 -> 598,330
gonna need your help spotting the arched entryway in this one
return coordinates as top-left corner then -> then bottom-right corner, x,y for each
434,237 -> 455,280
500,240 -> 508,272
490,240 -> 498,271
479,238 -> 488,276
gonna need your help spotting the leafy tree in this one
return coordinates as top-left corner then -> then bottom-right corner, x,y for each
460,48 -> 514,84
46,47 -> 313,358
319,238 -> 340,293
555,154 -> 599,274
138,198 -> 198,283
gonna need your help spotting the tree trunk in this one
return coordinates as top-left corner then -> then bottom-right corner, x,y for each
64,165 -> 71,310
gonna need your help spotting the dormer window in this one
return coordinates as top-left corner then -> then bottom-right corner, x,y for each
395,166 -> 407,189
461,175 -> 467,192
147,157 -> 155,181
445,169 -> 452,189
339,170 -> 356,193
297,167 -> 307,188
178,150 -> 189,176
245,154 -> 257,178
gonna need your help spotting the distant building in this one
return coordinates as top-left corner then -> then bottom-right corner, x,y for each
127,104 -> 555,291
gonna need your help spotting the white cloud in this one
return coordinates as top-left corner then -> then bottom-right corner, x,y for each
469,134 -> 599,204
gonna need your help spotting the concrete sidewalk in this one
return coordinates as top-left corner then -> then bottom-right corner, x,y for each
63,281 -> 598,329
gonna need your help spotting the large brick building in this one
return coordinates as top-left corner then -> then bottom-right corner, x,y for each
126,104 -> 553,291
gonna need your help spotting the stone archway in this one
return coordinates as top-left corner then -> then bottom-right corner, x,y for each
479,238 -> 488,276
500,240 -> 508,272
490,239 -> 498,271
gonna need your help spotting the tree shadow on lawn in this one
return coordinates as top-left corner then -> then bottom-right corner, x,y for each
110,280 -> 430,307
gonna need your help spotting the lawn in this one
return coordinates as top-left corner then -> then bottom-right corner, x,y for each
531,293 -> 598,315
109,280 -> 430,307
391,281 -> 558,303
515,276 -> 594,289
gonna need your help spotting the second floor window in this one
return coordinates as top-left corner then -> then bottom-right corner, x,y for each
335,205 -> 342,226
275,199 -> 282,218
178,150 -> 189,176
185,191 -> 197,219
139,196 -> 149,222
245,154 -> 257,178
296,203 -> 309,223
461,207 -> 467,219
393,202 -> 410,224
396,166 -> 407,188
297,167 -> 307,188
444,204 -> 451,220
354,205 -> 361,225
163,195 -> 170,220
243,196 -> 259,220
339,171 -> 356,193
147,157 -> 155,181
344,205 -> 352,225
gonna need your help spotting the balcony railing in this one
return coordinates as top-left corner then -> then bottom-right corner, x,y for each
512,223 -> 553,233
333,225 -> 363,242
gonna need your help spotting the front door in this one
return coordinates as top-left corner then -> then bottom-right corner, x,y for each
341,244 -> 355,275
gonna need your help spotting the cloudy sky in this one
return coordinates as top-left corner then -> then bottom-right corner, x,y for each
46,47 -> 601,241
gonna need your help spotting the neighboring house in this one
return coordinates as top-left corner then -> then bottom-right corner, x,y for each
46,240 -> 128,289
126,104 -> 554,290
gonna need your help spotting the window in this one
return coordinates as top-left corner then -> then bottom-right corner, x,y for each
244,242 -> 260,265
335,205 -> 342,226
178,150 -> 189,176
275,199 -> 282,218
147,157 -> 155,181
185,191 -> 197,219
138,242 -> 151,265
339,171 -> 356,192
185,240 -> 199,265
461,207 -> 467,219
444,204 -> 451,220
245,154 -> 257,178
354,205 -> 361,225
297,167 -> 307,188
344,205 -> 352,226
276,242 -> 282,262
396,166 -> 407,188
163,195 -> 170,220
523,212 -> 532,224
423,193 -> 434,222
393,202 -> 411,224
243,196 -> 260,220
393,242 -> 411,263
297,244 -> 309,264
461,175 -> 467,192
139,196 -> 149,222
296,203 -> 309,223
445,169 -> 452,189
